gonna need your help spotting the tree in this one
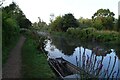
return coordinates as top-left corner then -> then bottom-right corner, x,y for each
32,17 -> 48,31
62,13 -> 79,31
93,18 -> 103,30
50,13 -> 79,32
92,9 -> 115,30
3,2 -> 32,29
78,17 -> 92,28
2,2 -> 32,63
19,18 -> 32,28
2,12 -> 20,47
50,16 -> 63,31
38,17 -> 48,30
2,2 -> 32,47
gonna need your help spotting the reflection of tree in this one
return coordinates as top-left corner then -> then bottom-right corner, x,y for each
50,35 -> 120,58
48,36 -> 119,78
79,41 -> 115,57
80,49 -> 118,78
92,47 -> 112,56
51,36 -> 77,56
115,48 -> 120,59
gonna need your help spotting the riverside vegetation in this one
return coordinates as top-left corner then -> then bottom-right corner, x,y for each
2,2 -> 31,64
67,27 -> 120,43
21,31 -> 56,78
46,9 -> 120,45
2,2 -> 120,79
2,2 -> 56,78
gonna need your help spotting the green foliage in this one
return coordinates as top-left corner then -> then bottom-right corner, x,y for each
94,31 -> 119,42
93,18 -> 103,30
3,2 -> 32,29
2,2 -> 31,64
2,2 -> 21,47
2,17 -> 20,47
62,13 -> 79,31
67,28 -> 81,37
67,27 -> 96,41
19,18 -> 32,28
2,16 -> 20,64
2,2 -> 32,45
22,31 -> 56,78
78,17 -> 93,28
50,16 -> 63,31
50,13 -> 79,32
67,27 -> 120,42
32,18 -> 48,31
92,9 -> 115,30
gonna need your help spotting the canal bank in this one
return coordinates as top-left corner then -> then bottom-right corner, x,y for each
21,31 -> 56,79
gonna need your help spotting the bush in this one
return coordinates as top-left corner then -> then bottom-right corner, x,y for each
2,18 -> 20,47
67,27 -> 120,42
2,17 -> 20,64
93,30 -> 120,42
67,27 -> 96,40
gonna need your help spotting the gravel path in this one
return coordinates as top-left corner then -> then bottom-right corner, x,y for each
2,36 -> 26,79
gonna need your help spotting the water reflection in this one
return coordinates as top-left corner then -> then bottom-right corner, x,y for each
51,37 -> 77,55
44,37 -> 120,78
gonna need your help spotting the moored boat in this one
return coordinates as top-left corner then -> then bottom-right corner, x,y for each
48,57 -> 96,79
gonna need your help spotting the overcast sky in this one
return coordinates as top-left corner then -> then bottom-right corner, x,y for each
3,0 -> 120,24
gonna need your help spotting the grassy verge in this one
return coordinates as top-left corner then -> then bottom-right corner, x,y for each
22,31 -> 56,79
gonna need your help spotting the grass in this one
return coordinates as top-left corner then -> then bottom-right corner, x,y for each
21,31 -> 56,79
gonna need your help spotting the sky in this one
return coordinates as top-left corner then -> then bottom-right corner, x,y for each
3,0 -> 120,24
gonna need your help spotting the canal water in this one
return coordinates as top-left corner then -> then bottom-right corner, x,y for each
43,35 -> 120,78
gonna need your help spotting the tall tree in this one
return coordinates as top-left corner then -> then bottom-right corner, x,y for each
50,13 -> 79,32
92,9 -> 115,30
3,2 -> 31,29
32,17 -> 48,31
62,13 -> 79,31
2,2 -> 31,48
50,16 -> 63,31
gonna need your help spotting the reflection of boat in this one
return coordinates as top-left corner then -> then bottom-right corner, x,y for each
48,57 -> 96,79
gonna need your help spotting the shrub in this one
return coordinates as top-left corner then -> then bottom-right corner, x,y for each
2,18 -> 20,47
94,30 -> 119,42
67,27 -> 120,42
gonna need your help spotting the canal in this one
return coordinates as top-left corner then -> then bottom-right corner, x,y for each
43,34 -> 120,78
